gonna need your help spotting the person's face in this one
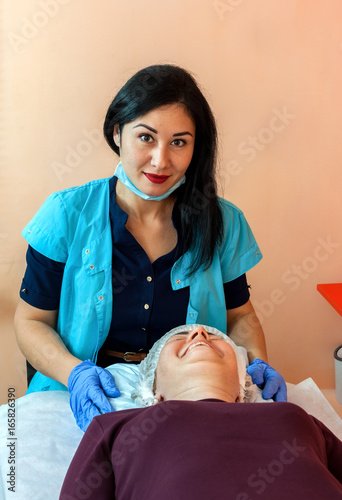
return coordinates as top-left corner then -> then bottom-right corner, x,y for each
154,327 -> 240,401
113,104 -> 195,197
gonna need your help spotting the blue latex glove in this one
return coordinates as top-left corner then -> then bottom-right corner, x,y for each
68,360 -> 120,431
247,359 -> 287,402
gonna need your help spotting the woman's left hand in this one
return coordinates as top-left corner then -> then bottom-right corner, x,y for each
247,359 -> 287,401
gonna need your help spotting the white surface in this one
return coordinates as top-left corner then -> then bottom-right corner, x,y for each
0,366 -> 341,500
320,389 -> 342,419
0,364 -> 139,500
287,378 -> 342,441
335,346 -> 342,404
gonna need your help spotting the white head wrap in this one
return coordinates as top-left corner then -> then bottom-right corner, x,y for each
132,324 -> 256,407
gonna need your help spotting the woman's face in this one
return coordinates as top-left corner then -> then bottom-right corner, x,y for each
113,104 -> 195,197
154,327 -> 240,402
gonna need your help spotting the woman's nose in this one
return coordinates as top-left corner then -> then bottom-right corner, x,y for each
151,145 -> 170,170
186,327 -> 210,343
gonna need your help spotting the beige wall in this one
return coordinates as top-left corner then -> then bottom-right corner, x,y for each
1,0 -> 342,404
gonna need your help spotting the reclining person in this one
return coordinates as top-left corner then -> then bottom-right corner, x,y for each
59,325 -> 342,500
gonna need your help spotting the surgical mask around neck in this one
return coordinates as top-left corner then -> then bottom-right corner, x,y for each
114,162 -> 186,201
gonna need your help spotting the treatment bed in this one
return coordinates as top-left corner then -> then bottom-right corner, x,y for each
0,364 -> 341,500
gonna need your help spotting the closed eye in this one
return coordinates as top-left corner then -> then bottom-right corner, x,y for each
166,333 -> 223,343
167,333 -> 188,343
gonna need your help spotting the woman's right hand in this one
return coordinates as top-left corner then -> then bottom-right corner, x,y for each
68,360 -> 120,431
14,299 -> 120,431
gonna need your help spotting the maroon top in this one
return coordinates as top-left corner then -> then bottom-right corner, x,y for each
59,400 -> 342,500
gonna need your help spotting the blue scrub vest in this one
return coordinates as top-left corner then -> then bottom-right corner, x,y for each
22,176 -> 262,392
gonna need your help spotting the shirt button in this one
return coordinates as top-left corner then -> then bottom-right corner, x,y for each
189,312 -> 194,318
99,295 -> 104,301
256,250 -> 260,255
144,304 -> 150,310
27,229 -> 32,234
90,265 -> 95,270
146,276 -> 152,282
175,279 -> 181,284
85,249 -> 90,254
142,327 -> 146,331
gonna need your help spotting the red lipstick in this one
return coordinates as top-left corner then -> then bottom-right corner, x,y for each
144,173 -> 170,184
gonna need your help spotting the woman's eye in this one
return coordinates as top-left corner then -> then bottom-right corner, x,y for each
167,334 -> 187,343
139,134 -> 153,142
172,139 -> 186,147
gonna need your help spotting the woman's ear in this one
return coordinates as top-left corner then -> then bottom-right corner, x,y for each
153,374 -> 164,403
113,124 -> 120,148
153,392 -> 164,404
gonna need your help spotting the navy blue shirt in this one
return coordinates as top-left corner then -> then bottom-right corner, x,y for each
20,177 -> 250,364
106,176 -> 189,353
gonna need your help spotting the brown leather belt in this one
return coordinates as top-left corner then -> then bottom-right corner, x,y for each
103,349 -> 147,363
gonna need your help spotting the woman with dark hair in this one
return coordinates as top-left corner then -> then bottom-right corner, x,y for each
103,65 -> 221,276
14,64 -> 286,432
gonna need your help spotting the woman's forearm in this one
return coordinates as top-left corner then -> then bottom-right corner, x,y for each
226,300 -> 268,363
14,299 -> 81,387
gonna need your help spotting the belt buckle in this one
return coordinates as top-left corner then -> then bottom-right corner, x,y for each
123,351 -> 136,362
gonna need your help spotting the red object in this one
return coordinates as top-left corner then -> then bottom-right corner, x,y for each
143,173 -> 170,184
317,283 -> 342,316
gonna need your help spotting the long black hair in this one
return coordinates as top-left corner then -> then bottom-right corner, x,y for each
103,64 -> 223,276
